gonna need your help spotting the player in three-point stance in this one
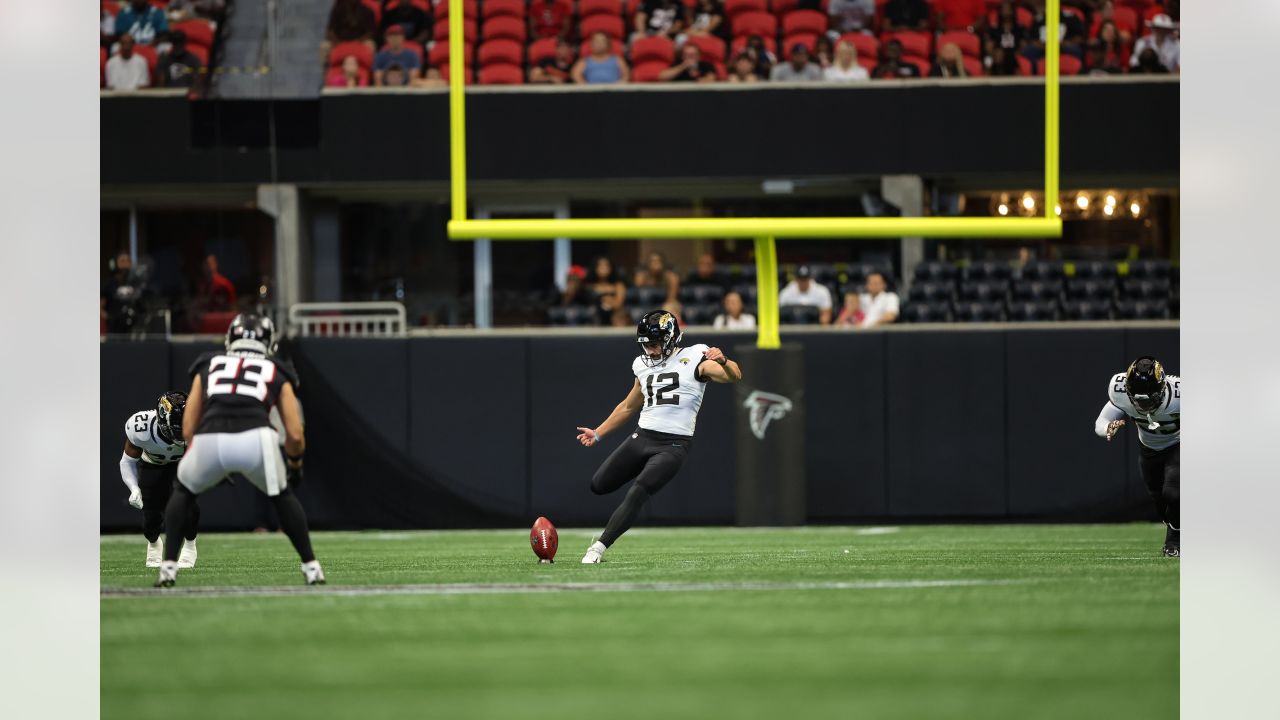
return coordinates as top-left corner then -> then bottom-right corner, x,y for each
155,313 -> 325,587
1094,356 -> 1180,557
575,310 -> 742,563
119,391 -> 201,568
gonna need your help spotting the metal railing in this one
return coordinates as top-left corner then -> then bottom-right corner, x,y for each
287,302 -> 406,338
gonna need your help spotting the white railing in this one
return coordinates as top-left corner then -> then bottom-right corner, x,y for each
288,302 -> 407,338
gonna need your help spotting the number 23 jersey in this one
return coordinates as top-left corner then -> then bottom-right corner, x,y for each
190,352 -> 299,434
632,344 -> 710,437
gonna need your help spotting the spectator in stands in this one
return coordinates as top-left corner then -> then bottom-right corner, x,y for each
106,34 -> 150,91
1131,13 -> 1178,73
771,44 -> 823,81
201,255 -> 238,311
659,43 -> 718,82
935,0 -> 986,32
102,253 -> 139,334
1090,1 -> 1132,44
987,45 -> 1021,76
1023,1 -> 1087,63
930,42 -> 969,77
835,291 -> 864,327
382,64 -> 409,87
1130,46 -> 1168,74
381,0 -> 431,45
714,291 -> 756,329
986,2 -> 1028,61
327,0 -> 377,46
827,0 -> 874,36
728,53 -> 761,82
686,0 -> 728,42
586,257 -> 628,325
871,39 -> 921,79
573,33 -> 630,84
114,0 -> 169,45
813,36 -> 836,69
327,55 -> 370,87
559,265 -> 592,307
824,41 -> 869,81
634,251 -> 681,305
530,39 -> 576,83
374,26 -> 421,85
101,5 -> 117,40
636,0 -> 687,42
883,0 -> 930,32
530,0 -> 572,42
778,265 -> 833,325
166,1 -> 227,25
1093,21 -> 1130,70
857,272 -> 899,326
685,253 -> 730,291
157,30 -> 202,88
662,299 -> 686,326
744,35 -> 776,77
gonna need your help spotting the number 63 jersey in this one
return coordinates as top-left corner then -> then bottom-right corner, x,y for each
189,352 -> 299,435
632,344 -> 710,437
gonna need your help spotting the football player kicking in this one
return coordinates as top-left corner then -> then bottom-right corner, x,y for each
119,392 -> 201,568
1095,356 -> 1181,557
155,313 -> 324,587
575,310 -> 742,563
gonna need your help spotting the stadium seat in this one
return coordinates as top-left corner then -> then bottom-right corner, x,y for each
528,37 -> 558,65
952,301 -> 1004,323
1115,299 -> 1170,320
128,44 -> 159,74
579,36 -> 620,58
962,56 -> 984,76
988,6 -> 1035,29
483,16 -> 526,42
960,280 -> 1009,303
1127,259 -> 1173,278
845,263 -> 894,286
547,306 -> 568,325
479,63 -> 524,84
725,0 -> 768,20
629,60 -> 666,82
770,0 -> 801,12
907,281 -> 954,304
1006,300 -> 1059,322
838,32 -> 878,61
902,301 -> 951,323
912,260 -> 956,283
430,42 -> 475,67
782,10 -> 827,36
684,34 -> 727,64
1018,260 -> 1064,281
626,286 -> 669,307
437,63 -> 476,83
361,0 -> 382,25
732,11 -> 778,39
731,34 -> 777,57
581,14 -> 625,41
963,260 -> 1011,282
185,44 -> 209,66
779,305 -> 821,325
1063,299 -> 1113,321
679,284 -> 726,304
1072,260 -> 1118,279
478,39 -> 523,67
1038,54 -> 1082,75
631,35 -> 676,64
732,283 -> 759,304
1015,54 -> 1032,76
434,0 -> 479,20
782,33 -> 819,55
881,31 -> 929,59
937,31 -> 980,58
1012,279 -> 1063,301
1120,277 -> 1172,300
434,18 -> 478,42
1065,278 -> 1117,300
682,303 -> 721,325
171,20 -> 214,49
579,0 -> 624,18
1062,5 -> 1086,22
482,0 -> 526,20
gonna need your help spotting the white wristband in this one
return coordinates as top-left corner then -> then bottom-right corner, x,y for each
592,429 -> 601,442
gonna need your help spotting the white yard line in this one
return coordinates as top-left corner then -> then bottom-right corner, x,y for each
102,578 -> 1025,599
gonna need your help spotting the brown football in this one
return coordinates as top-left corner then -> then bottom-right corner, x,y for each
530,516 -> 558,562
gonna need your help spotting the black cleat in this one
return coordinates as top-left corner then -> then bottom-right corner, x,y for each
1162,544 -> 1180,558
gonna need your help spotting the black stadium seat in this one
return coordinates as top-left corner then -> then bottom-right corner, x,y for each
907,281 -> 954,303
1006,299 -> 1059,322
779,305 -> 821,325
959,280 -> 1009,303
952,301 -> 1004,322
1065,277 -> 1117,300
963,260 -> 1011,282
902,301 -> 951,323
1115,299 -> 1170,320
1012,279 -> 1063,301
913,261 -> 957,284
547,306 -> 568,325
1063,299 -> 1113,320
1072,260 -> 1118,279
626,286 -> 668,307
679,284 -> 725,304
732,284 -> 758,304
682,303 -> 720,325
1017,260 -> 1065,281
1127,259 -> 1172,278
1120,277 -> 1171,300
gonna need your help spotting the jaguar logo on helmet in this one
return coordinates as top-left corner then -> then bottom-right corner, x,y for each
1125,356 -> 1167,414
743,390 -> 793,440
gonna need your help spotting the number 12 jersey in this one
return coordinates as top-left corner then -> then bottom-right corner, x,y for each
631,344 -> 710,437
190,352 -> 299,434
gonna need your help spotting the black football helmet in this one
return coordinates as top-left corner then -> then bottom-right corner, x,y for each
156,391 -> 187,445
636,310 -> 682,367
1125,356 -> 1167,413
225,313 -> 276,356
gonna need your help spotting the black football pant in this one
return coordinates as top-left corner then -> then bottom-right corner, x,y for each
591,428 -> 691,547
1139,443 -> 1179,546
139,462 -> 199,544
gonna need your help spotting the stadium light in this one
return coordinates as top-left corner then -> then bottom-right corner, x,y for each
444,0 -> 1065,348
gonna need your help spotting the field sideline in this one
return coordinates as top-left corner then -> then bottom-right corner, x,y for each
101,524 -> 1178,720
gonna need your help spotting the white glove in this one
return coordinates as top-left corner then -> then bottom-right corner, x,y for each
128,489 -> 143,510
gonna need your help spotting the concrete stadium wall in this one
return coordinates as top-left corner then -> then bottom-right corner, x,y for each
100,324 -> 1178,531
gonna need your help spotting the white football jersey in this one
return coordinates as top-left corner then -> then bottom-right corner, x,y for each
1106,373 -> 1181,450
124,410 -> 186,465
632,344 -> 711,437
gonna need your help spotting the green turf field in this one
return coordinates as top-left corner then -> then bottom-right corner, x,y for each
101,524 -> 1177,720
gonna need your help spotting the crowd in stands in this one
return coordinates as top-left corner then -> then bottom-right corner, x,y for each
101,0 -> 222,91
547,251 -> 1178,327
323,0 -> 1180,88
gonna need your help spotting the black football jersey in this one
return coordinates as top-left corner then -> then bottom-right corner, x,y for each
189,352 -> 299,434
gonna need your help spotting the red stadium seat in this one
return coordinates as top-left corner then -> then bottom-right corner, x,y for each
724,0 -> 767,20
782,33 -> 818,56
483,16 -> 527,42
712,61 -> 727,80
684,34 -> 726,63
1111,6 -> 1140,34
630,35 -> 676,64
185,44 -> 209,66
962,55 -> 983,76
1038,53 -> 1082,75
101,47 -> 108,87
581,14 -> 626,41
626,0 -> 695,13
171,20 -> 214,49
434,18 -> 478,42
937,31 -> 980,58
987,7 -> 1033,28
438,63 -> 475,83
857,57 -> 876,73
478,39 -> 523,66
782,10 -> 826,36
329,41 -> 375,69
479,63 -> 524,84
732,11 -> 778,39
580,0 -> 624,19
1062,5 -> 1085,22
103,1 -> 121,15
528,37 -> 559,65
881,31 -> 929,59
631,60 -> 669,82
1016,54 -> 1032,76
482,0 -> 525,20
838,32 -> 879,61
770,0 -> 800,14
901,56 -> 930,76
430,41 -> 475,67
730,34 -> 776,57
131,43 -> 158,74
434,0 -> 479,20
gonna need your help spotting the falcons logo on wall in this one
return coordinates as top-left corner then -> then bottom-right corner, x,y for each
743,390 -> 794,440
